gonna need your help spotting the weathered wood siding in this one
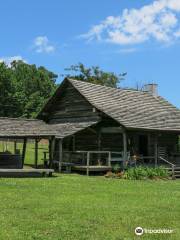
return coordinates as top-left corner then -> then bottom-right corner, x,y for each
158,133 -> 178,153
75,128 -> 98,151
128,131 -> 179,156
70,118 -> 124,152
47,82 -> 100,124
100,133 -> 123,151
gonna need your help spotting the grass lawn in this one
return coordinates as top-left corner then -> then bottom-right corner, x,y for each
0,174 -> 179,240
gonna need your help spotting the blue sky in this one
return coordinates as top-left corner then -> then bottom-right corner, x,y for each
0,0 -> 180,108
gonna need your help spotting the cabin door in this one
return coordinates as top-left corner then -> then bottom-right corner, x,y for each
139,135 -> 148,156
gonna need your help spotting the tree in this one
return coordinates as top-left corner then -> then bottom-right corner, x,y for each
0,60 -> 58,118
64,63 -> 126,88
0,62 -> 14,117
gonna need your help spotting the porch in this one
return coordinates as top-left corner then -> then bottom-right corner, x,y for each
49,125 -> 180,175
57,150 -> 180,176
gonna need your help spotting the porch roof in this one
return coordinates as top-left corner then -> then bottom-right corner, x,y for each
0,117 -> 97,138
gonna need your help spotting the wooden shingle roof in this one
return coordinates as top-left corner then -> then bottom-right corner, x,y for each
0,118 -> 54,137
0,117 -> 97,138
67,78 -> 180,132
49,121 -> 98,138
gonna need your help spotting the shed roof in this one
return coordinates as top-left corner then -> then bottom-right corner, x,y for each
0,118 -> 54,137
0,117 -> 97,138
67,79 -> 180,132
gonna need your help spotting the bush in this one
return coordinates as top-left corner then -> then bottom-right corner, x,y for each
123,166 -> 169,180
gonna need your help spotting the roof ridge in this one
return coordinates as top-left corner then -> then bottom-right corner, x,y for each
67,78 -> 155,95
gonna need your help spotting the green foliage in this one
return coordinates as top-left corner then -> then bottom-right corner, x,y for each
0,62 -> 14,117
123,166 -> 169,180
0,60 -> 58,118
64,63 -> 126,88
0,61 -> 126,118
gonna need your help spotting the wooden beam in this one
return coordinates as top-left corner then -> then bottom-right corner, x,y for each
34,139 -> 38,169
86,152 -> 90,176
49,138 -> 52,168
154,135 -> 158,167
97,130 -> 101,165
97,130 -> 101,151
72,135 -> 75,151
123,130 -> 127,168
22,138 -> 27,167
58,139 -> 63,172
108,152 -> 111,167
49,137 -> 55,168
14,140 -> 17,154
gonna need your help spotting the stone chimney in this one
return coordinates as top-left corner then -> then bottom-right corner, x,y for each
144,83 -> 158,97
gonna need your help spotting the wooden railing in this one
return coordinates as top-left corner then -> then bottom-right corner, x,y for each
63,150 -> 114,166
43,150 -> 129,169
159,156 -> 176,179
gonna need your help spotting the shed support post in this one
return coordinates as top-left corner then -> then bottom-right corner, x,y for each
35,139 -> 38,169
58,139 -> 63,172
49,138 -> 55,168
49,138 -> 52,167
22,138 -> 27,167
123,130 -> 127,168
14,140 -> 17,154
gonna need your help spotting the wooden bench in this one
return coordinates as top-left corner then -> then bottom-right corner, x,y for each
0,153 -> 22,169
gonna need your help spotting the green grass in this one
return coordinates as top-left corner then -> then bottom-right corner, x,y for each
0,140 -> 48,165
0,174 -> 179,240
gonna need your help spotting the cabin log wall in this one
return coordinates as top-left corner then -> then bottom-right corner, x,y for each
47,82 -> 100,124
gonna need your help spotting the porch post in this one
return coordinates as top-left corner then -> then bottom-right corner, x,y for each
154,135 -> 158,167
34,139 -> 38,169
122,130 -> 127,168
97,130 -> 101,165
87,152 -> 90,176
58,139 -> 63,172
22,137 -> 27,167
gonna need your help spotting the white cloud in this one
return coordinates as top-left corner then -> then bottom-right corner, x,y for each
33,36 -> 55,53
0,56 -> 27,67
82,0 -> 180,45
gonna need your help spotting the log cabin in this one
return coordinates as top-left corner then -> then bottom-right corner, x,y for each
37,78 -> 180,175
0,78 -> 180,176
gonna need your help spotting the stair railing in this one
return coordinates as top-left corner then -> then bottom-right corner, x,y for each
159,156 -> 176,179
